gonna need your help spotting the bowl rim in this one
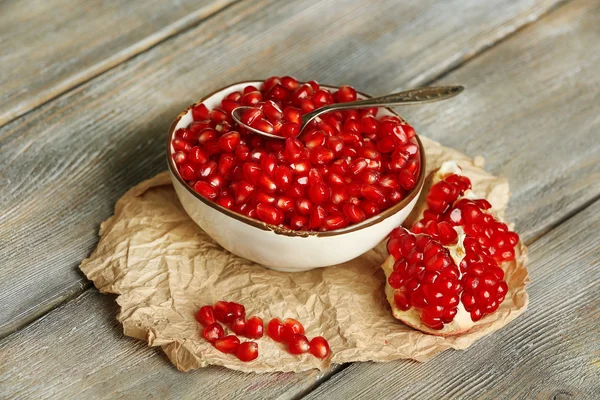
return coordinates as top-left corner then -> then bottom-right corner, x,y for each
166,80 -> 426,238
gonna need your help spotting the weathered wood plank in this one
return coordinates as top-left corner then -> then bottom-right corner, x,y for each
0,0 -> 237,126
0,289 -> 344,400
302,201 -> 600,400
0,0 -> 563,337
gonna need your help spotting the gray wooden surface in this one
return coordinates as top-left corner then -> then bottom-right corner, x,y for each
0,0 -> 565,339
0,0 -> 236,126
0,0 -> 598,398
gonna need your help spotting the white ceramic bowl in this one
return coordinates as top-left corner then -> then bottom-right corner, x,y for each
167,81 -> 426,272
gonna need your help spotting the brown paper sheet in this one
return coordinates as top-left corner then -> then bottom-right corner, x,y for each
80,136 -> 528,373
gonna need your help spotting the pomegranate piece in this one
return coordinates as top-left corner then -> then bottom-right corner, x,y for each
245,316 -> 264,339
214,335 -> 240,354
287,334 -> 310,354
309,336 -> 331,359
383,162 -> 520,335
203,322 -> 225,343
236,341 -> 259,362
196,306 -> 216,326
172,76 -> 422,232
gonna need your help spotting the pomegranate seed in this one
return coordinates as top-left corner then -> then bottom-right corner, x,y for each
324,214 -> 348,230
300,99 -> 316,113
310,147 -> 335,165
217,195 -> 234,209
255,202 -> 284,225
173,151 -> 187,165
262,77 -> 281,92
312,89 -> 334,107
241,90 -> 263,106
279,122 -> 300,138
282,318 -> 305,342
179,164 -> 196,180
196,306 -> 215,326
218,131 -> 240,152
242,108 -> 263,126
236,341 -> 259,362
309,336 -> 331,359
287,334 -> 310,354
296,198 -> 314,216
306,80 -> 320,91
267,318 -> 285,342
221,99 -> 239,114
245,316 -> 264,339
282,107 -> 302,124
290,84 -> 313,105
197,128 -> 217,144
192,103 -> 210,120
210,108 -> 228,123
203,322 -> 224,343
343,203 -> 366,223
256,172 -> 276,193
289,214 -> 308,230
280,75 -> 300,91
262,100 -> 283,121
172,138 -> 192,152
194,181 -> 218,199
213,301 -> 234,323
309,205 -> 326,230
231,317 -> 246,335
267,84 -> 289,102
214,335 -> 240,354
336,85 -> 357,103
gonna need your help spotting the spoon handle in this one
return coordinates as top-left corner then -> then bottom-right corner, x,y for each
304,85 -> 464,123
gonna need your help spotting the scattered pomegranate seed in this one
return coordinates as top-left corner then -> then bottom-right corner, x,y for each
236,341 -> 259,362
282,318 -> 305,342
267,318 -> 285,342
214,301 -> 234,323
203,322 -> 225,343
309,336 -> 330,359
230,317 -> 247,335
245,316 -> 264,339
173,76 -> 421,232
287,334 -> 310,354
196,306 -> 215,326
214,335 -> 240,354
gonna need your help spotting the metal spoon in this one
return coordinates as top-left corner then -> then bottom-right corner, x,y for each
232,85 -> 464,139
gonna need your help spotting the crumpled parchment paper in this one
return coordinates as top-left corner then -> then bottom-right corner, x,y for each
80,136 -> 528,373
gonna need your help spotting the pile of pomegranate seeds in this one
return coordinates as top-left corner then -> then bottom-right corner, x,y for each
196,301 -> 261,362
267,318 -> 330,359
196,301 -> 330,362
386,165 -> 520,331
171,76 -> 421,231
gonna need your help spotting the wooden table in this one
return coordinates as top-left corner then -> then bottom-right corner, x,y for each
0,0 -> 598,398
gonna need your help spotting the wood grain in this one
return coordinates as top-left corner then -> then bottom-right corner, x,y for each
0,0 -> 563,338
0,0 -> 237,126
0,289 -> 344,400
303,200 -> 600,400
395,0 -> 600,243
